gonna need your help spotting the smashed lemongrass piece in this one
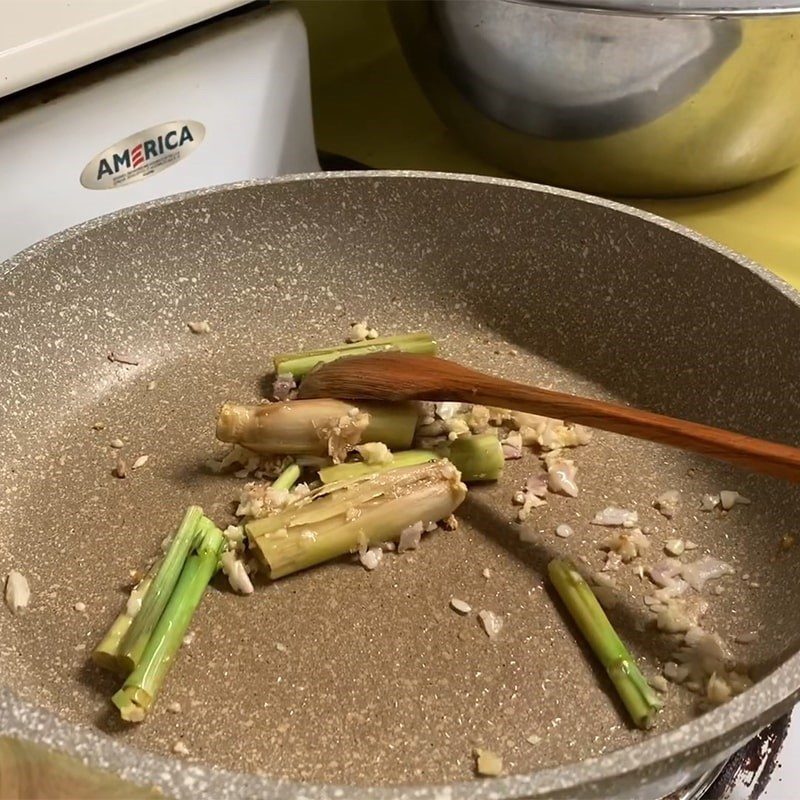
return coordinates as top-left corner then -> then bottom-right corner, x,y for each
445,434 -> 504,482
246,461 -> 466,580
116,507 -> 203,673
273,331 -> 437,377
272,463 -> 301,492
113,519 -> 224,722
216,399 -> 418,460
318,450 -> 436,484
93,563 -> 159,675
548,559 -> 663,729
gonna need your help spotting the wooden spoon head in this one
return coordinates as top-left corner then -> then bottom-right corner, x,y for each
296,352 -> 467,401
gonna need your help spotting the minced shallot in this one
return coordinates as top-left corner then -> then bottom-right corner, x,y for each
680,556 -> 735,592
398,521 -> 424,552
220,550 -> 254,595
547,460 -> 578,497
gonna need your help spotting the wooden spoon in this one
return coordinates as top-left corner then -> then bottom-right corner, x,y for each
298,352 -> 800,483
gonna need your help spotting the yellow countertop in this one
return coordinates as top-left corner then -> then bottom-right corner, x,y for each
294,0 -> 800,289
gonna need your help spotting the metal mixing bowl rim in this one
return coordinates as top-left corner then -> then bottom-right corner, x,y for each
493,0 -> 800,17
2,170 -> 799,800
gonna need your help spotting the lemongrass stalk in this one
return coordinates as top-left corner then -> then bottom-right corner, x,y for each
216,399 -> 418,456
117,507 -> 203,673
272,463 -> 301,491
113,519 -> 224,722
247,460 -> 466,579
92,566 -> 158,675
548,559 -> 663,729
445,434 -> 504,482
274,332 -> 436,378
318,450 -> 436,484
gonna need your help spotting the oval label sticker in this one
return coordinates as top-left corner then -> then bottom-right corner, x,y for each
80,120 -> 205,190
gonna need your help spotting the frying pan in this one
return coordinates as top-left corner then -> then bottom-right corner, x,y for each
1,171 -> 799,800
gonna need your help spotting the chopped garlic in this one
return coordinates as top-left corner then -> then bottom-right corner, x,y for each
719,490 -> 751,510
664,538 -> 685,556
359,546 -> 383,571
654,489 -> 681,519
435,402 -> 463,420
706,672 -> 732,704
187,320 -> 211,334
478,610 -> 503,639
601,528 -> 649,562
220,550 -> 254,595
173,740 -> 190,755
650,675 -> 669,693
474,748 -> 503,777
4,570 -> 30,614
346,321 -> 370,342
356,442 -> 393,466
700,493 -> 720,512
450,597 -> 471,615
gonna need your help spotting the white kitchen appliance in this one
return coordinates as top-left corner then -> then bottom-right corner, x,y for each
0,0 -> 319,262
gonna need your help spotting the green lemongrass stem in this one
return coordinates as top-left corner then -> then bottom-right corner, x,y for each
113,519 -> 224,722
274,332 -> 437,378
272,463 -> 301,491
445,434 -> 504,482
318,450 -> 436,484
92,567 -> 158,675
216,399 -> 418,456
548,559 -> 663,729
117,506 -> 203,673
247,461 -> 466,579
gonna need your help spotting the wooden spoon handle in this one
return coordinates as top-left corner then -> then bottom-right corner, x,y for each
463,373 -> 800,483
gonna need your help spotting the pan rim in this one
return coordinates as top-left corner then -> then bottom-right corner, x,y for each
1,169 -> 799,799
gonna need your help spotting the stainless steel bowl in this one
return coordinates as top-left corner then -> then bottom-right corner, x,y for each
390,0 -> 800,196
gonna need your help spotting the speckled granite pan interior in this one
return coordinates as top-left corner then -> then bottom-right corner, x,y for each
1,172 -> 800,800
